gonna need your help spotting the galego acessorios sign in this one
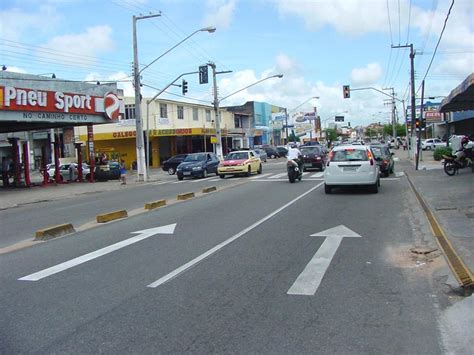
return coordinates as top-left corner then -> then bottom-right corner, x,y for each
0,86 -> 124,120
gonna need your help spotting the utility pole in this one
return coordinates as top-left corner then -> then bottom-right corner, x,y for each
383,87 -> 397,146
132,12 -> 161,182
392,43 -> 416,157
208,62 -> 232,159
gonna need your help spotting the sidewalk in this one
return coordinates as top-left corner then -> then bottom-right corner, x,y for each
393,148 -> 474,287
0,168 -> 168,210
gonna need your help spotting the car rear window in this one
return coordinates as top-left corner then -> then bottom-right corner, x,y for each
332,149 -> 368,162
370,146 -> 388,158
226,152 -> 248,160
300,146 -> 321,154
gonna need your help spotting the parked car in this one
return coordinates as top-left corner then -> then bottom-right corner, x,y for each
300,145 -> 327,171
262,146 -> 279,159
421,138 -> 444,150
107,161 -> 121,180
253,148 -> 267,162
162,154 -> 188,175
369,144 -> 394,177
276,146 -> 288,157
47,163 -> 91,182
324,145 -> 380,194
218,150 -> 262,178
176,152 -> 220,180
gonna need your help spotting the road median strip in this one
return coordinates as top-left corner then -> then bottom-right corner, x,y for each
35,223 -> 75,240
202,186 -> 217,193
96,210 -> 128,223
144,199 -> 167,210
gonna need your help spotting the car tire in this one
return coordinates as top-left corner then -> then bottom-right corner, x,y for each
384,170 -> 389,177
219,174 -> 225,179
257,164 -> 262,174
324,184 -> 331,194
246,166 -> 251,177
377,178 -> 381,187
202,169 -> 208,178
167,167 -> 175,175
371,182 -> 379,193
270,154 -> 276,159
85,174 -> 91,180
177,174 -> 183,181
427,146 -> 431,150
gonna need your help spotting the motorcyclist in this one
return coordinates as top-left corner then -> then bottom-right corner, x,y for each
454,136 -> 471,162
287,143 -> 303,172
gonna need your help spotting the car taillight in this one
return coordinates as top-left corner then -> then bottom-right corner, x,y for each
327,151 -> 334,166
316,157 -> 321,160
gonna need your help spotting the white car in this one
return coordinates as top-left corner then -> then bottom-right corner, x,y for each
421,138 -> 443,150
47,163 -> 91,182
324,145 -> 380,194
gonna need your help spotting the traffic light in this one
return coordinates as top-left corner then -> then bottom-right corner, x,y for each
182,80 -> 188,95
415,119 -> 421,129
343,85 -> 350,98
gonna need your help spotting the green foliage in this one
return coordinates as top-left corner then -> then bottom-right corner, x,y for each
433,146 -> 452,161
383,123 -> 407,137
325,128 -> 338,142
288,130 -> 300,143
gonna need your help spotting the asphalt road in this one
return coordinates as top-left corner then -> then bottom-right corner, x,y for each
0,162 -> 452,352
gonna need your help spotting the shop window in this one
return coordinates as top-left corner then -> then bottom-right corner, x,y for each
205,109 -> 211,122
177,105 -> 184,120
234,116 -> 242,128
255,113 -> 262,125
193,108 -> 199,121
160,103 -> 168,118
124,104 -> 135,120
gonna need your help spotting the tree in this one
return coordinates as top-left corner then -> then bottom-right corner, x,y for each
288,130 -> 300,143
325,128 -> 338,142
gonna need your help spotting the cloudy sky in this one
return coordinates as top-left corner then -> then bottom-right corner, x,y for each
1,0 -> 473,126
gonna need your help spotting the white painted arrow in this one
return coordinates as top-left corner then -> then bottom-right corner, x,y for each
287,225 -> 362,296
19,223 -> 176,281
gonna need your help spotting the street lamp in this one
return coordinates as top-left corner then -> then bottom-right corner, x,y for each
213,73 -> 284,159
132,13 -> 216,181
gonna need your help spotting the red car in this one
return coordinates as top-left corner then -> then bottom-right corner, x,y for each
300,145 -> 327,171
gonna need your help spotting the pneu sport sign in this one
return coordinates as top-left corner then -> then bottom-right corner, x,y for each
0,86 -> 125,123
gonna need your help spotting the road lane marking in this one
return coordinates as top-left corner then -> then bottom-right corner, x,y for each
147,182 -> 325,288
287,225 -> 362,296
19,224 -> 177,282
249,173 -> 271,179
269,173 -> 288,179
310,172 -> 324,178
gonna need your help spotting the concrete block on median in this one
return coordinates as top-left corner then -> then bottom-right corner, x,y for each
144,199 -> 167,210
35,223 -> 75,240
202,186 -> 217,193
96,210 -> 128,223
177,192 -> 195,201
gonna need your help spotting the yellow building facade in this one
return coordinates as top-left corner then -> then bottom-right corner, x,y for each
75,98 -> 237,169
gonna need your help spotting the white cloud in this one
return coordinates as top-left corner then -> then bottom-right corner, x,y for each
84,71 -> 134,97
37,26 -> 115,68
350,62 -> 382,85
3,67 -> 28,74
202,0 -> 237,30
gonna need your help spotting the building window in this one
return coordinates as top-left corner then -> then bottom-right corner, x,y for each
160,103 -> 168,118
193,108 -> 199,121
205,109 -> 211,122
124,104 -> 135,120
234,116 -> 242,128
177,105 -> 184,120
255,113 -> 262,125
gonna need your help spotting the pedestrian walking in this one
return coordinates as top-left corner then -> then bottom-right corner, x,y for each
2,157 -> 10,187
120,160 -> 127,185
403,139 -> 408,151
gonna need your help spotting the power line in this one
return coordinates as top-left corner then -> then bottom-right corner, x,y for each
417,0 -> 455,93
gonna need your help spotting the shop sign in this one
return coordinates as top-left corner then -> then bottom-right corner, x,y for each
210,136 -> 217,143
0,86 -> 123,120
112,131 -> 137,138
152,128 -> 193,136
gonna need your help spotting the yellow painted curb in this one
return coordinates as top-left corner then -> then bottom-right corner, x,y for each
145,199 -> 167,210
96,210 -> 128,223
177,192 -> 195,201
406,174 -> 473,287
202,186 -> 217,193
35,223 -> 75,240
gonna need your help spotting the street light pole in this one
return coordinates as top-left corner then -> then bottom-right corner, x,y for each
133,13 -> 161,182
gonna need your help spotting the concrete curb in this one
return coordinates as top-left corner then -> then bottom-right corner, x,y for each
96,210 -> 128,223
202,186 -> 217,193
177,192 -> 195,200
35,223 -> 75,240
144,199 -> 166,210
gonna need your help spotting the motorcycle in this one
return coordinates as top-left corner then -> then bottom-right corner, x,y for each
287,159 -> 303,183
442,148 -> 474,176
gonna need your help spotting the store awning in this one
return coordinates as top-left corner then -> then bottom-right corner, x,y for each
439,73 -> 474,113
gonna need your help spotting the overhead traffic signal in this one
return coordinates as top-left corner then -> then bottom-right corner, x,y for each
182,80 -> 188,95
343,85 -> 350,99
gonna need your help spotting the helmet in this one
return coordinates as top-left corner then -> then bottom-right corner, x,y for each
290,143 -> 298,149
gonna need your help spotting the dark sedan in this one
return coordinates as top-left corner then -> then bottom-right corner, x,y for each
176,152 -> 220,180
370,144 -> 394,177
300,145 -> 327,171
276,146 -> 288,157
262,146 -> 279,159
162,154 -> 188,175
